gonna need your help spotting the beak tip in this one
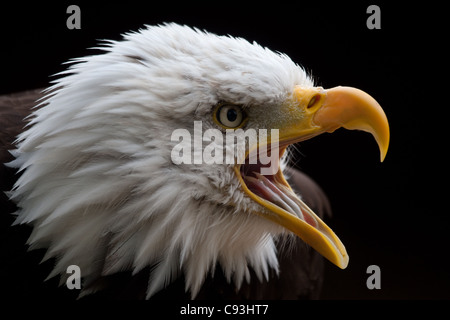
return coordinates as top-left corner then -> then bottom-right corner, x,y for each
333,254 -> 349,269
380,149 -> 388,162
340,256 -> 349,269
378,134 -> 390,162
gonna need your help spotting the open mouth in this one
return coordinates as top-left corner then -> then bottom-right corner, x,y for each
239,146 -> 318,228
234,141 -> 349,269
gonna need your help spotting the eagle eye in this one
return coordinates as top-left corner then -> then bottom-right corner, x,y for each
214,104 -> 248,129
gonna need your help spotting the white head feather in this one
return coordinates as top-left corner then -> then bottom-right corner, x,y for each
9,23 -> 314,298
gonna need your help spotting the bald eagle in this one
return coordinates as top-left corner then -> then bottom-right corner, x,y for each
1,24 -> 389,299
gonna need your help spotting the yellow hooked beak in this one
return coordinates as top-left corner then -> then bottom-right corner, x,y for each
236,86 -> 390,269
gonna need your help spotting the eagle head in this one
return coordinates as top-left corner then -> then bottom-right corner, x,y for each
9,24 -> 389,298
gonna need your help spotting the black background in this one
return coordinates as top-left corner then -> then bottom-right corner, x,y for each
1,1 -> 447,300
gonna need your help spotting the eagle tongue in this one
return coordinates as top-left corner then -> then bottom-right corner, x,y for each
243,171 -> 319,229
243,172 -> 305,221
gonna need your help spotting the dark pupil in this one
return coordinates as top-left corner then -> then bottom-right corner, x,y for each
227,108 -> 238,122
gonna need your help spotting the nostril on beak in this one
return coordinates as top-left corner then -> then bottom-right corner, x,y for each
307,94 -> 321,109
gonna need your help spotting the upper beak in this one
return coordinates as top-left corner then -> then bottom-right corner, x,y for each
288,86 -> 390,161
236,85 -> 390,270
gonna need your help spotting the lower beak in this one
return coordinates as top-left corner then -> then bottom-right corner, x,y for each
237,86 -> 390,269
